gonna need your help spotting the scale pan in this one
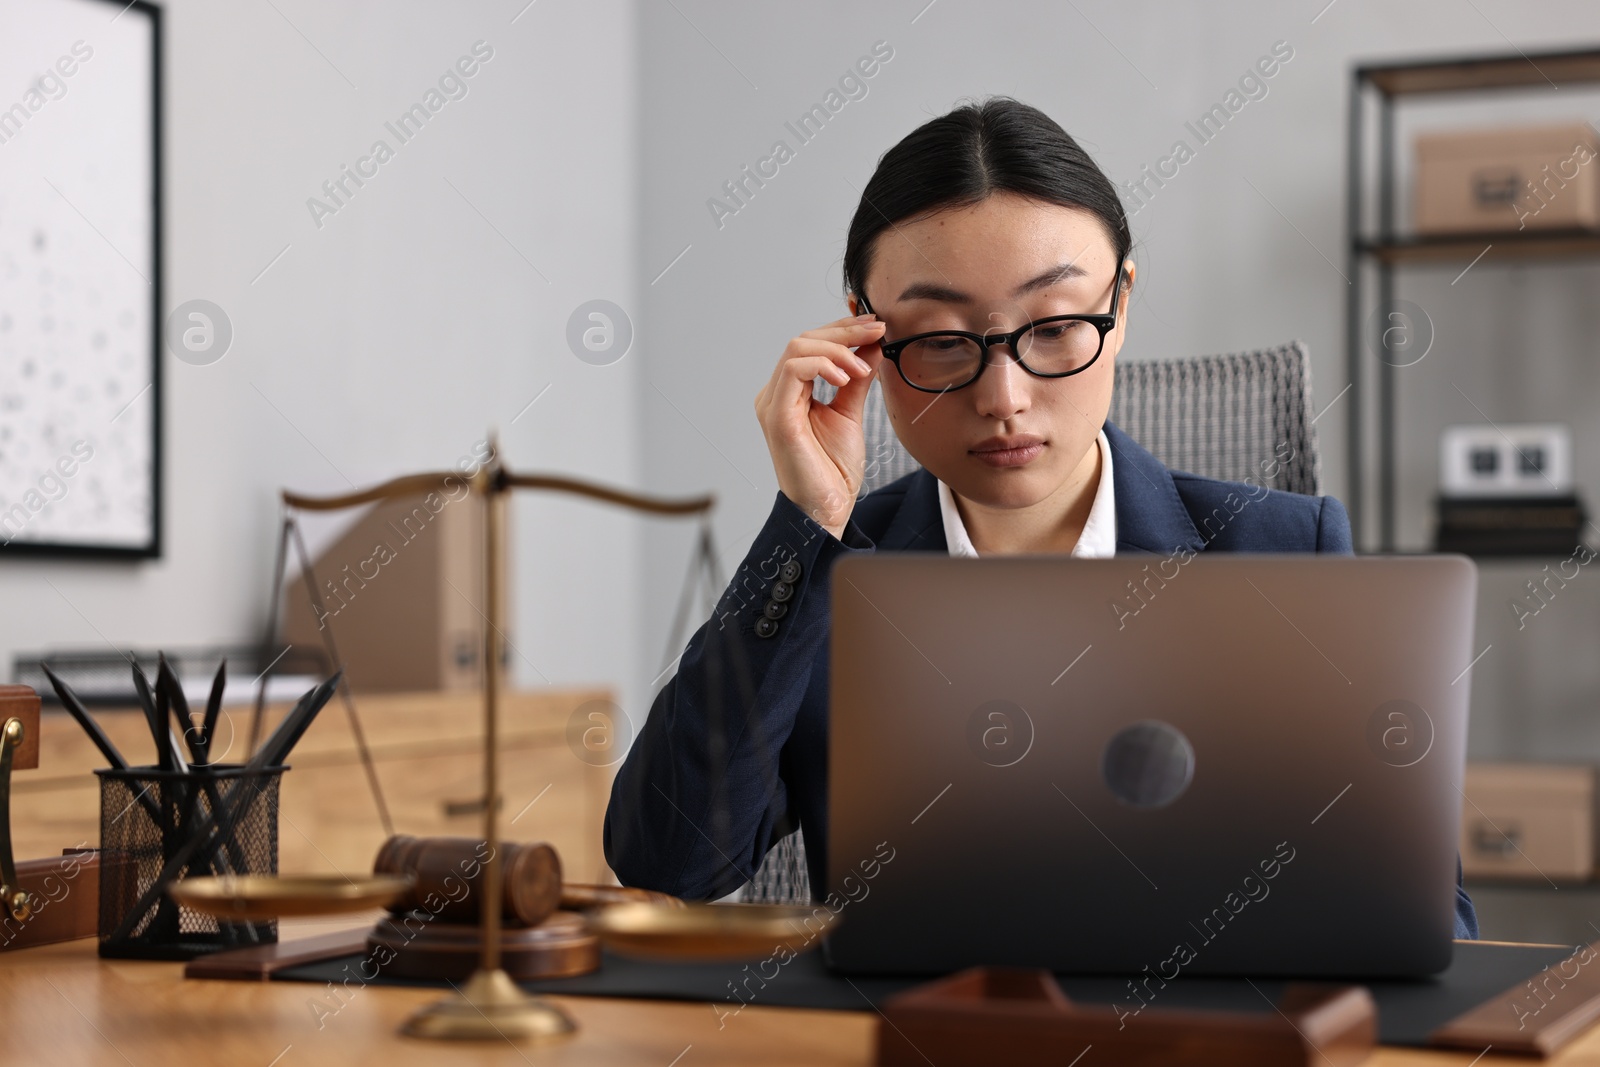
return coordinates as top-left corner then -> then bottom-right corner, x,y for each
589,902 -> 837,961
169,874 -> 415,921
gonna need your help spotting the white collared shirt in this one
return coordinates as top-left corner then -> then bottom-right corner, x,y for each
937,429 -> 1117,558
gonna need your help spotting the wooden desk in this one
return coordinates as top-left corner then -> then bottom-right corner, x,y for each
3,923 -> 1600,1065
10,691 -> 1600,1063
0,919 -> 871,1066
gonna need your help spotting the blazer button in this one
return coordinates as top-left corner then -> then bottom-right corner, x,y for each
754,615 -> 780,639
763,600 -> 788,620
780,559 -> 802,584
770,580 -> 794,603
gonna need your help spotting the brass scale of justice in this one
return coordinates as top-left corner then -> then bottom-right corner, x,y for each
169,436 -> 830,1042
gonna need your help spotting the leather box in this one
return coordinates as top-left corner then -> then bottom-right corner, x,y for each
0,685 -> 40,770
1414,123 -> 1600,233
1460,763 -> 1598,881
1,688 -> 102,952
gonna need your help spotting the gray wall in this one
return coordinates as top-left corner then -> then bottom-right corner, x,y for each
1,0 -> 645,720
636,0 -> 1600,762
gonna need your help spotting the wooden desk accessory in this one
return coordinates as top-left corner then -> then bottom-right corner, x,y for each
873,968 -> 1376,1067
0,685 -> 43,925
1430,937 -> 1600,1057
366,834 -> 599,981
0,686 -> 103,951
0,851 -> 104,952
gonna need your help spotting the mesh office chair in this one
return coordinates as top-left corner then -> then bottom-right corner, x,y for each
741,340 -> 1325,904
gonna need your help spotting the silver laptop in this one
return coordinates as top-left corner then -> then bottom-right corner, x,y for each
825,554 -> 1477,977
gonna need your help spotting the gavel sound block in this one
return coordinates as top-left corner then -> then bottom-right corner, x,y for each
368,835 -> 599,981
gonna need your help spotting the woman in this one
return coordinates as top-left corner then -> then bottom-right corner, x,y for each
605,97 -> 1477,939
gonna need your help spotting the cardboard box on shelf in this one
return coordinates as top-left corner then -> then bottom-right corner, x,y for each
1415,122 -> 1600,234
281,491 -> 505,694
1460,763 -> 1598,881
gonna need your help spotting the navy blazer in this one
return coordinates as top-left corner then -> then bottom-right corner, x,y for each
605,421 -> 1479,939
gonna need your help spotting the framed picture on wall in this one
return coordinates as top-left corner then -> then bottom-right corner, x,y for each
0,0 -> 162,558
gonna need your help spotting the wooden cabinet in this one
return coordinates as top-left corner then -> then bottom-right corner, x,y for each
1460,763 -> 1598,882
10,687 -> 619,886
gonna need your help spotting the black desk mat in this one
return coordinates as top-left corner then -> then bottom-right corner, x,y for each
274,940 -> 1572,1048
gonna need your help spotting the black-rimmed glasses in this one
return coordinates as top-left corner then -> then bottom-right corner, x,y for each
855,266 -> 1126,393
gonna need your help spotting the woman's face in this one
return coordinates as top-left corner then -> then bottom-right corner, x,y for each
854,192 -> 1132,513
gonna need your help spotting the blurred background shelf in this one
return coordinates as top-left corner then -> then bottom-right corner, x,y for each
1345,43 -> 1600,553
1358,228 -> 1600,265
15,645 -> 331,707
13,687 -> 619,886
1360,47 -> 1600,96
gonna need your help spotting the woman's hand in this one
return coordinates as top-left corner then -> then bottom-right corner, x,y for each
754,313 -> 887,539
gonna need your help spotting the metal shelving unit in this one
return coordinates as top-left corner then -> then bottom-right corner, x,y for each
1345,45 -> 1600,552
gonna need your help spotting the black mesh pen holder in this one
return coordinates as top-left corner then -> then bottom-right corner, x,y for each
95,763 -> 286,960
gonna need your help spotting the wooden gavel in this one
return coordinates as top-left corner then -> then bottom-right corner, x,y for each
374,834 -> 681,927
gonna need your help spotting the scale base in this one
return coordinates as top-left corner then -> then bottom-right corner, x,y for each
401,967 -> 577,1042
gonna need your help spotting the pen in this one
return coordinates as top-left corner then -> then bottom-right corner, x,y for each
198,660 -> 227,766
131,662 -> 171,771
158,654 -> 204,767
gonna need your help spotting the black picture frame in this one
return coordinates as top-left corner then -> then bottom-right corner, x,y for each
0,0 -> 163,560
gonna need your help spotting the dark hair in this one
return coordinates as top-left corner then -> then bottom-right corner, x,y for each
843,97 -> 1131,302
